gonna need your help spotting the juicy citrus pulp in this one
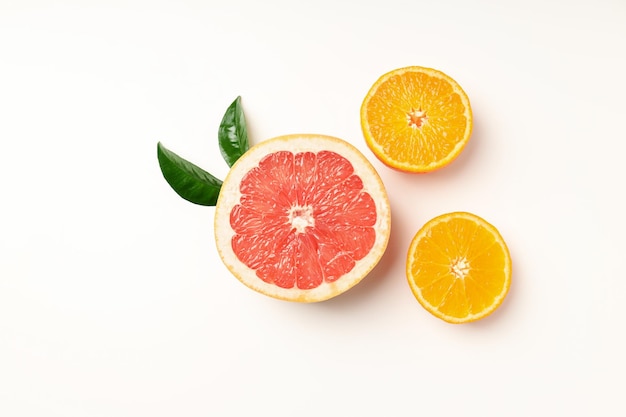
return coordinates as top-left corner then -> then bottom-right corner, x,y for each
361,66 -> 473,173
214,134 -> 391,302
406,212 -> 511,323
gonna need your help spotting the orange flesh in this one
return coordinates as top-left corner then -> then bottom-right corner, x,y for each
230,150 -> 377,290
409,217 -> 507,319
365,71 -> 469,167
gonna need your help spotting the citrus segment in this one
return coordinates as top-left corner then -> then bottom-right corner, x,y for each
215,134 -> 391,302
361,66 -> 472,173
406,212 -> 511,323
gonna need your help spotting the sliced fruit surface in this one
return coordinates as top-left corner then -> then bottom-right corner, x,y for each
361,66 -> 473,173
214,134 -> 391,302
406,212 -> 511,323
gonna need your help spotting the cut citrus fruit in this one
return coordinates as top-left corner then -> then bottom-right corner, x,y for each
214,134 -> 391,302
406,212 -> 511,323
361,66 -> 473,173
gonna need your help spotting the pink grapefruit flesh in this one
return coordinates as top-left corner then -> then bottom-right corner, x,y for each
214,134 -> 391,302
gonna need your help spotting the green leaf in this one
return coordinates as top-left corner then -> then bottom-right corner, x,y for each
157,142 -> 223,206
218,96 -> 249,167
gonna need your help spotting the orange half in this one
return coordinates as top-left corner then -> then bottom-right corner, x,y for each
361,66 -> 473,173
406,212 -> 512,323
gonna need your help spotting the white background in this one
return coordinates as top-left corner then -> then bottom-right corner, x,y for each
1,0 -> 625,416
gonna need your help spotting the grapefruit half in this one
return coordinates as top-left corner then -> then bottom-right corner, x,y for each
214,134 -> 391,302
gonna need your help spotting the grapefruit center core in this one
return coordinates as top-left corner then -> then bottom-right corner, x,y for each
288,205 -> 315,233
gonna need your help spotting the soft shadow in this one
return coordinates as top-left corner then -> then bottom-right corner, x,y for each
424,116 -> 484,182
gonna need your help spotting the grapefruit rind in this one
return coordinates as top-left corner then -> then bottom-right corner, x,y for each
360,66 -> 473,173
214,134 -> 391,302
406,212 -> 512,323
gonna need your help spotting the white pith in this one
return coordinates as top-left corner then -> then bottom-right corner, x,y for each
214,134 -> 391,303
450,257 -> 470,279
287,204 -> 315,233
407,108 -> 427,129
